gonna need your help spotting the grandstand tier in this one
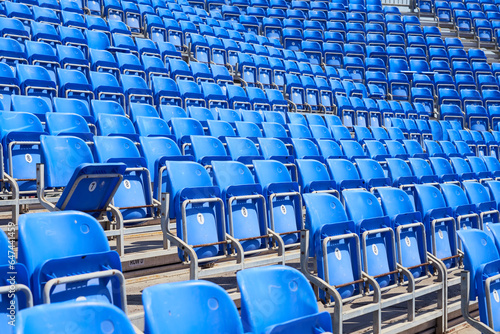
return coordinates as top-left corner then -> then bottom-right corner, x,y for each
1,0 -> 500,332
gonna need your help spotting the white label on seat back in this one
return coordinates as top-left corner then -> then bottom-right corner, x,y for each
25,154 -> 32,163
241,207 -> 248,218
438,230 -> 444,239
280,205 -> 286,215
372,244 -> 378,256
197,213 -> 204,225
494,290 -> 499,303
335,248 -> 342,261
123,180 -> 131,189
88,181 -> 97,192
405,236 -> 411,247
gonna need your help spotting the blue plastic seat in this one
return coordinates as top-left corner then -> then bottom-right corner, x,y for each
17,302 -> 135,334
46,113 -> 92,140
151,76 -> 182,107
457,229 -> 500,330
343,190 -> 399,288
18,211 -> 125,307
57,68 -> 93,104
144,281 -> 244,334
94,135 -> 159,223
237,266 -> 332,334
253,160 -> 302,244
89,71 -> 126,109
0,111 -> 47,195
357,157 -> 392,188
414,185 -> 458,268
178,80 -> 206,108
463,182 -> 499,230
31,21 -> 61,47
89,49 -> 119,77
377,187 -> 429,278
0,37 -> 27,69
163,160 -> 245,276
225,136 -> 262,164
16,64 -> 57,101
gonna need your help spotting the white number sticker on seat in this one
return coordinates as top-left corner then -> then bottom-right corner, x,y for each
197,213 -> 204,225
405,236 -> 411,247
335,248 -> 342,261
241,207 -> 248,218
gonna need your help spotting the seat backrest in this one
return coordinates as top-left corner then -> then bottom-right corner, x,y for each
258,137 -> 289,159
225,137 -> 261,162
135,116 -> 172,138
207,119 -> 236,138
139,136 -> 183,182
212,160 -> 256,191
343,190 -> 385,223
296,159 -> 332,192
463,181 -> 492,205
235,121 -> 262,139
317,139 -> 343,159
142,280 -> 243,334
483,155 -> 500,172
17,302 -> 135,334
171,117 -> 204,141
92,100 -> 126,117
385,140 -> 408,157
457,229 -> 499,303
309,124 -> 332,139
94,136 -> 142,163
17,211 -> 114,297
40,135 -> 94,188
414,184 -> 447,214
97,113 -> 137,138
340,140 -> 366,159
190,135 -> 228,163
46,113 -> 92,137
430,156 -> 456,177
356,158 -> 388,185
291,138 -> 321,159
237,265 -> 320,334
253,159 -> 292,186
53,97 -> 92,119
326,159 -> 361,183
468,156 -> 489,174
440,183 -> 470,209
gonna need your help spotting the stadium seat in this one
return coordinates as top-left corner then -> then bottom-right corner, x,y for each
17,302 -> 135,334
414,185 -> 458,269
143,280 -> 243,334
18,211 -> 126,307
237,265 -> 333,334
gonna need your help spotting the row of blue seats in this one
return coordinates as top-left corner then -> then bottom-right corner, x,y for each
302,185 -> 500,331
0,207 -> 333,333
13,109 -> 499,190
0,207 -> 335,334
9,167 -> 500,332
0,1 -> 402,51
